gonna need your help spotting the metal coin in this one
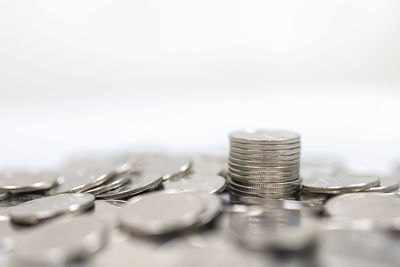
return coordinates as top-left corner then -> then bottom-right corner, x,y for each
365,176 -> 400,193
0,171 -> 60,193
228,162 -> 299,172
228,182 -> 299,194
230,176 -> 302,189
228,208 -> 316,250
87,200 -> 122,227
119,192 -> 204,235
230,141 -> 300,150
238,197 -> 324,214
228,166 -> 299,177
229,129 -> 300,145
193,192 -> 222,228
14,216 -> 107,265
85,173 -> 131,196
230,147 -> 301,156
9,193 -> 94,225
229,151 -> 300,161
228,186 -> 298,199
228,189 -> 297,200
229,156 -> 300,167
325,192 -> 400,228
302,174 -> 380,194
96,172 -> 163,200
162,174 -> 226,194
229,173 -> 299,183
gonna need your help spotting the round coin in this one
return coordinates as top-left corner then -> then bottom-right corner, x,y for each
229,166 -> 299,178
96,172 -> 163,200
9,193 -> 94,225
302,174 -> 380,194
365,176 -> 400,193
230,141 -> 300,150
162,174 -> 226,194
229,156 -> 300,167
229,172 -> 299,183
84,173 -> 131,195
119,192 -> 204,235
230,151 -> 300,161
229,182 -> 299,194
14,216 -> 107,265
229,129 -> 300,145
0,171 -> 60,193
230,147 -> 301,156
230,176 -> 302,189
229,162 -> 299,172
228,186 -> 298,199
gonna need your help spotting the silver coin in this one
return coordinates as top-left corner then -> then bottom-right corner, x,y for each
229,129 -> 300,145
85,173 -> 131,195
14,216 -> 107,265
228,162 -> 299,172
228,208 -> 316,250
162,174 -> 226,194
318,229 -> 400,267
119,192 -> 204,235
9,193 -> 94,225
238,197 -> 323,214
230,176 -> 302,189
228,189 -> 297,201
87,200 -> 122,227
228,186 -> 298,199
96,172 -> 163,199
228,166 -> 299,178
0,171 -> 60,193
228,182 -> 299,194
365,176 -> 400,193
302,174 -> 380,194
229,156 -> 300,167
325,192 -> 400,228
229,151 -> 300,161
230,141 -> 300,150
229,173 -> 299,183
0,193 -> 43,208
230,146 -> 301,156
192,192 -> 222,228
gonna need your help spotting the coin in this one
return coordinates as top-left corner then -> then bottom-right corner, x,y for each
228,167 -> 299,178
85,173 -> 131,195
87,200 -> 122,227
0,171 -> 60,193
229,151 -> 300,161
229,156 -> 300,167
228,182 -> 299,194
230,176 -> 302,189
192,192 -> 222,228
230,141 -> 300,150
96,172 -> 163,199
230,147 -> 301,156
14,216 -> 107,265
9,193 -> 94,225
119,192 -> 204,235
162,174 -> 226,194
365,176 -> 400,193
228,162 -> 299,172
228,186 -> 298,199
228,208 -> 316,250
229,129 -> 300,145
325,193 -> 400,228
302,174 -> 380,194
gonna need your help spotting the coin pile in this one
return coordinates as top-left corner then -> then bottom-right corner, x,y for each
228,129 -> 302,200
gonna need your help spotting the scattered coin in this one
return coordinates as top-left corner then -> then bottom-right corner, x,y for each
87,200 -> 123,227
162,174 -> 226,194
302,174 -> 380,194
84,173 -> 131,195
9,193 -> 95,225
96,172 -> 163,199
0,171 -> 60,193
119,192 -> 205,236
365,176 -> 400,193
14,216 -> 107,265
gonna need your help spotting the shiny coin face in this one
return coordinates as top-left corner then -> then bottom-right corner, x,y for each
9,193 -> 95,225
302,174 -> 380,194
229,208 -> 316,250
96,172 -> 163,199
365,176 -> 400,193
229,129 -> 300,144
162,174 -> 226,194
14,216 -> 107,265
325,193 -> 400,227
119,192 -> 204,235
85,173 -> 131,195
0,171 -> 60,193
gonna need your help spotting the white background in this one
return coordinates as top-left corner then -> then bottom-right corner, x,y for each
1,0 -> 400,173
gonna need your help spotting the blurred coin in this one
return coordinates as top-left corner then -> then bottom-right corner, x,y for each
365,176 -> 400,193
0,193 -> 43,208
302,174 -> 380,194
9,193 -> 94,225
162,174 -> 226,194
119,192 -> 204,236
14,216 -> 107,265
230,147 -> 301,156
318,229 -> 400,267
238,197 -> 323,214
325,192 -> 400,228
96,172 -> 163,199
230,141 -> 300,150
0,171 -> 60,193
85,173 -> 131,196
229,129 -> 300,145
228,208 -> 316,251
229,182 -> 299,194
190,192 -> 222,228
229,156 -> 300,167
229,167 -> 299,178
230,176 -> 301,189
87,200 -> 122,227
229,162 -> 299,172
228,186 -> 298,199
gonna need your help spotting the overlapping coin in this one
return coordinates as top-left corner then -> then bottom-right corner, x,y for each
228,129 -> 301,200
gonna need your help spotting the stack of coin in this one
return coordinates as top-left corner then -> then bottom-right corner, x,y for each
228,129 -> 301,200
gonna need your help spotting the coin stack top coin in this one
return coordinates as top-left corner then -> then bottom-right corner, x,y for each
228,129 -> 301,201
